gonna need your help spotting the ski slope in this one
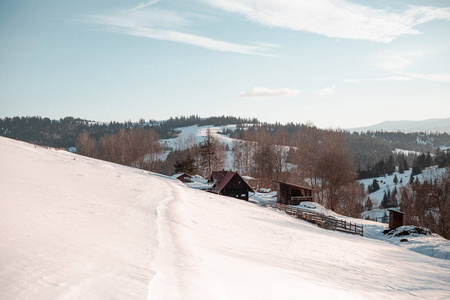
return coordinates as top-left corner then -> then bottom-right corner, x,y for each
1,137 -> 449,299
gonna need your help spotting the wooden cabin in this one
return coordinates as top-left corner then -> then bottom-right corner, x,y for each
388,209 -> 404,229
171,173 -> 192,183
274,180 -> 314,205
210,171 -> 254,201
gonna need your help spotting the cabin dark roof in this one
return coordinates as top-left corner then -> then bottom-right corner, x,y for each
273,180 -> 315,191
211,171 -> 254,194
211,170 -> 228,183
388,209 -> 405,215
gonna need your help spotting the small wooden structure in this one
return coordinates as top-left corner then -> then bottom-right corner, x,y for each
270,203 -> 363,236
274,180 -> 314,205
388,209 -> 404,229
171,173 -> 192,183
242,175 -> 258,189
210,171 -> 254,201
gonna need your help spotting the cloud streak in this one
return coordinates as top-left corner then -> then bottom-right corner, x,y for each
128,0 -> 161,12
315,85 -> 336,96
234,87 -> 299,99
400,72 -> 450,84
343,76 -> 412,83
81,6 -> 271,56
371,51 -> 450,84
200,0 -> 450,43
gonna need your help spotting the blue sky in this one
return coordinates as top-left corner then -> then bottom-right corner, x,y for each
1,0 -> 449,128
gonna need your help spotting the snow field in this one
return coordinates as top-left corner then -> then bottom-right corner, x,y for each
0,138 -> 175,299
1,137 -> 449,299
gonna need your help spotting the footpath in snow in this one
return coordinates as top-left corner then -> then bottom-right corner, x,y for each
1,137 -> 449,299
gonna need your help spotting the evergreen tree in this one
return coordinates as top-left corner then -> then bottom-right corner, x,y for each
409,174 -> 414,184
173,154 -> 197,174
426,151 -> 433,167
403,155 -> 409,171
391,186 -> 398,207
365,197 -> 373,211
412,156 -> 422,176
386,155 -> 395,175
381,191 -> 388,208
199,128 -> 216,178
393,174 -> 398,185
398,155 -> 405,174
417,153 -> 427,170
368,179 -> 380,194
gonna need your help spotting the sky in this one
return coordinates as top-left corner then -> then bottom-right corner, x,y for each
1,0 -> 449,129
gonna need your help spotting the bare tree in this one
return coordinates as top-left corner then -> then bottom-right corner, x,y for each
400,168 -> 449,239
317,130 -> 354,211
75,130 -> 98,158
295,123 -> 322,200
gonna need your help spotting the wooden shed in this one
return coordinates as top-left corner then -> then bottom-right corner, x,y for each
210,171 -> 254,201
274,180 -> 314,205
242,175 -> 258,189
171,173 -> 192,183
388,209 -> 404,229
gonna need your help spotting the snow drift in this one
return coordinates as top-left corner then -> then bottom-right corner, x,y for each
1,137 -> 449,299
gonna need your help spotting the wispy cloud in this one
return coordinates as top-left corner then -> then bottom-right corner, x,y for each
343,76 -> 412,83
128,0 -> 161,12
234,87 -> 299,99
80,5 -> 271,56
200,0 -> 450,43
374,51 -> 426,72
399,72 -> 450,84
371,51 -> 450,83
314,85 -> 336,96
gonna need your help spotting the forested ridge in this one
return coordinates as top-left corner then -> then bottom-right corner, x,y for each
0,115 -> 258,148
1,116 -> 449,169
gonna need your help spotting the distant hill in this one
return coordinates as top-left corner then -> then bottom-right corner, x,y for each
348,118 -> 450,133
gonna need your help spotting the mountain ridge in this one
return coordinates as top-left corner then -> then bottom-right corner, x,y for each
348,118 -> 450,133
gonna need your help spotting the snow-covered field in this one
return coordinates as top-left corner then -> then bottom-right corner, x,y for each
1,137 -> 450,299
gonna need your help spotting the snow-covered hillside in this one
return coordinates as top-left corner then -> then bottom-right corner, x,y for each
359,167 -> 446,221
161,124 -> 238,168
1,137 -> 450,299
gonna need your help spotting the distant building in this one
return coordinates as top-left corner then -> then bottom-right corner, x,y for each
388,209 -> 404,229
274,180 -> 314,205
171,173 -> 192,183
210,171 -> 254,201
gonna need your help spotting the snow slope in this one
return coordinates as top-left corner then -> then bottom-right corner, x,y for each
1,137 -> 450,299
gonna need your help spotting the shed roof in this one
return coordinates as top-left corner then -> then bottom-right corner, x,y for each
171,173 -> 192,179
211,171 -> 254,194
388,209 -> 405,215
273,180 -> 315,191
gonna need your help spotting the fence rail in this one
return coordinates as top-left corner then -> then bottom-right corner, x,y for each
270,203 -> 364,236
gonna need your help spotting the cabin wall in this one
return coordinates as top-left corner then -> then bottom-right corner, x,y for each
221,175 -> 251,201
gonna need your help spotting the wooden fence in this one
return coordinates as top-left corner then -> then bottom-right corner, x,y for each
270,203 -> 364,236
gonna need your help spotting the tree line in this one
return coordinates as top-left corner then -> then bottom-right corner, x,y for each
0,115 -> 258,147
76,128 -> 162,171
2,116 -> 449,171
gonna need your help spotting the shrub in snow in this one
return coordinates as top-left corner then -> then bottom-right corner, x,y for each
383,226 -> 431,237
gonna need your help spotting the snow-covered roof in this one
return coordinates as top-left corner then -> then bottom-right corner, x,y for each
171,173 -> 192,179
